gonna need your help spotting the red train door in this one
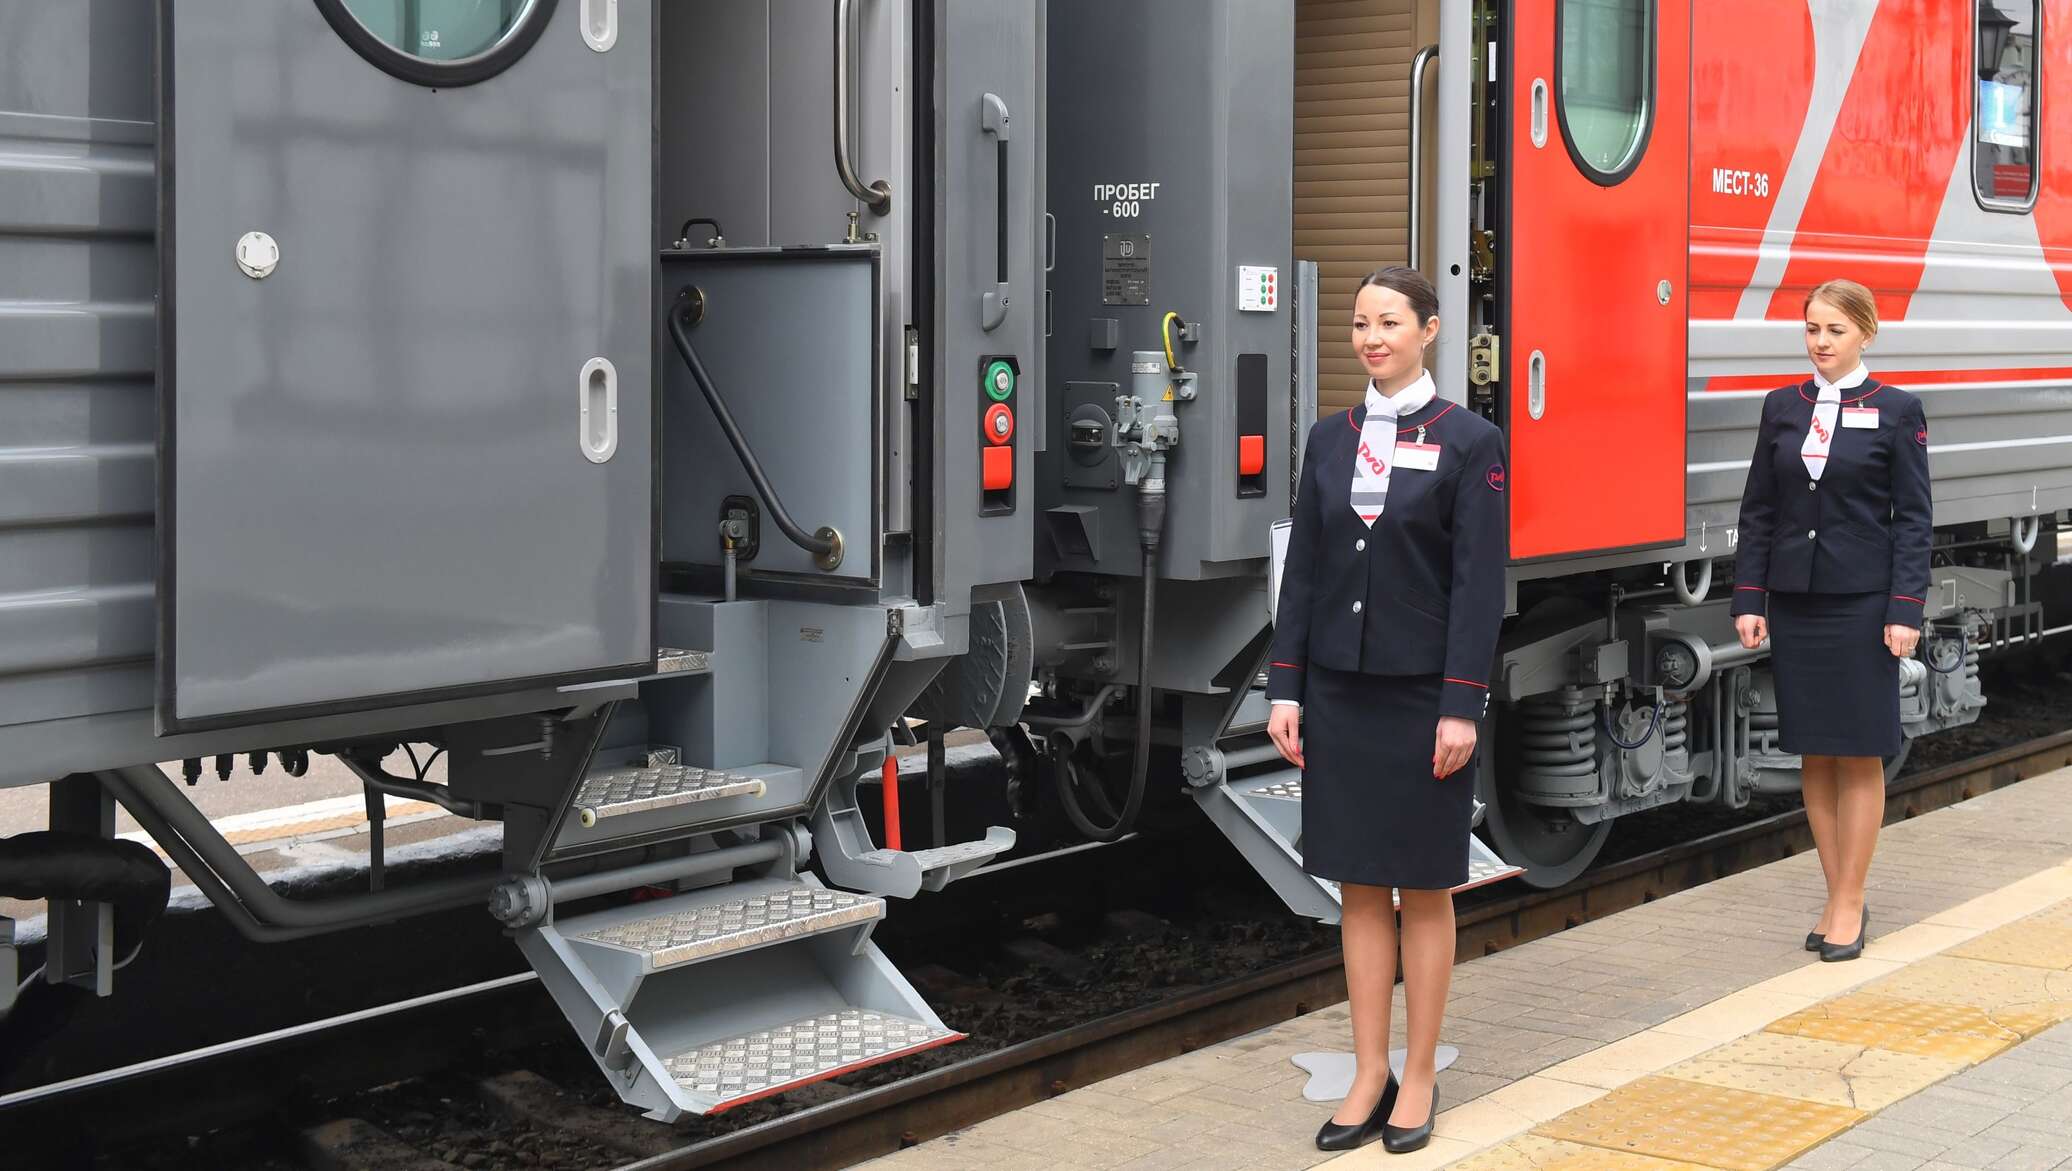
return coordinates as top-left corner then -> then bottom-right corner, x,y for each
1503,0 -> 1689,561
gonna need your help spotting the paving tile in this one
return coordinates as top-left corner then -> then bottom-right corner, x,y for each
1665,1032 -> 1963,1112
1655,987 -> 1823,1043
1443,1133 -> 1718,1170
1539,1029 -> 1722,1092
1534,1075 -> 1864,1171
1766,993 -> 2024,1063
1946,901 -> 2072,971
1859,955 -> 2072,1027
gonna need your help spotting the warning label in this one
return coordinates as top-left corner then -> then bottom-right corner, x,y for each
1103,235 -> 1151,306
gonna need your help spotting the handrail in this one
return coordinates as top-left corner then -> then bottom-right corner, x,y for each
834,0 -> 891,214
1408,44 -> 1438,268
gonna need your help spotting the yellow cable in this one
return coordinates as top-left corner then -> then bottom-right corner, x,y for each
1161,311 -> 1183,370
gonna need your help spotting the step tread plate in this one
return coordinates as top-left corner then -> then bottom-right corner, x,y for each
856,838 -> 1005,870
665,1008 -> 962,1111
573,764 -> 766,822
572,886 -> 882,970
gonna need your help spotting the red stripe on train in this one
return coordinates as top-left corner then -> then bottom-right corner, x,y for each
1701,366 -> 2072,393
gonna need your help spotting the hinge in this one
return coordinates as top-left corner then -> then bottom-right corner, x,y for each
1469,332 -> 1501,387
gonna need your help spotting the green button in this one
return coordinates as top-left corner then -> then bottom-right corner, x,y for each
984,360 -> 1015,401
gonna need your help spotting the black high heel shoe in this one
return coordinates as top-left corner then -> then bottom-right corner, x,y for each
1315,1074 -> 1397,1151
1804,929 -> 1824,952
1382,1084 -> 1438,1153
1820,906 -> 1869,963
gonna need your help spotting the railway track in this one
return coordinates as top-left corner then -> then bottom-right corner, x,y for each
11,727 -> 2072,1170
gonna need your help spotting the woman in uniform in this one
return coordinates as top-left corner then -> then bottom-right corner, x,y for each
1267,267 -> 1507,1152
1731,278 -> 1932,963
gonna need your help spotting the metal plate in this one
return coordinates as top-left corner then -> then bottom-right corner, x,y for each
664,1009 -> 958,1106
575,887 -> 881,971
572,765 -> 766,823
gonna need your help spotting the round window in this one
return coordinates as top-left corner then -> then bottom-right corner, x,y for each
1556,0 -> 1655,184
315,0 -> 558,87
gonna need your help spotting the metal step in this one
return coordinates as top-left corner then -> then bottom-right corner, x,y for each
518,865 -> 962,1120
662,1008 -> 959,1110
811,754 -> 1015,898
1194,764 -> 1524,924
549,756 -> 800,858
566,880 -> 881,976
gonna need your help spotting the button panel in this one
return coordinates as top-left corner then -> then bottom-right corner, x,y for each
978,355 -> 1020,515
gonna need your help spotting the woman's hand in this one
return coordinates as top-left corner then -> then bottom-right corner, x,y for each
1268,704 -> 1304,769
1434,716 -> 1477,780
1884,623 -> 1921,658
1734,614 -> 1768,650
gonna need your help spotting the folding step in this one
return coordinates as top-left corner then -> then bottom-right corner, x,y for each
1193,764 -> 1524,924
810,755 -> 1014,898
548,756 -> 800,857
518,873 -> 963,1119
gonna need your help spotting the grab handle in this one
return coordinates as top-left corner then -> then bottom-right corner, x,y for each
1408,45 -> 1437,267
980,92 -> 1012,331
834,0 -> 891,213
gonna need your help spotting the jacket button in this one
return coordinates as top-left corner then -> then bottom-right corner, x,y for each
1352,601 -> 1363,614
1355,538 -> 1366,552
1807,529 -> 1817,539
1808,481 -> 1817,491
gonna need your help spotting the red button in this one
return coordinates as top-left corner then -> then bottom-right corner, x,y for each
982,444 -> 1013,491
1238,434 -> 1265,477
983,402 -> 1015,446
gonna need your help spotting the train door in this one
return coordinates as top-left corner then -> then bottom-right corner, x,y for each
1502,0 -> 1689,560
154,1 -> 655,732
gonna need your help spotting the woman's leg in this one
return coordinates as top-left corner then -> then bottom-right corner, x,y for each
1799,754 -> 1842,936
1332,881 -> 1400,1124
1825,754 -> 1886,945
1391,886 -> 1454,1126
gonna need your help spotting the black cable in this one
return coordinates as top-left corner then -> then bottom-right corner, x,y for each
1603,699 -> 1661,751
1054,549 -> 1157,842
667,293 -> 837,562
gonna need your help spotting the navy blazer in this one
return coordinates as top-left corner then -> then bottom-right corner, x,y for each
1729,378 -> 1932,628
1267,397 -> 1509,720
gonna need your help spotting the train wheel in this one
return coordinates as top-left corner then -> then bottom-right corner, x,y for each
1475,743 -> 1610,889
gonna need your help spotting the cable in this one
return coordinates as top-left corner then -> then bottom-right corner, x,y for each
1603,698 -> 1661,751
1160,311 -> 1186,371
667,292 -> 840,565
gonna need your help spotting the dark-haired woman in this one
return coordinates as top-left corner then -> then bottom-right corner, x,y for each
1267,266 -> 1507,1153
1731,277 -> 1932,963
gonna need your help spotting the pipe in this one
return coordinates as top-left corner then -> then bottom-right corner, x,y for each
1219,742 -> 1285,771
339,755 -> 482,818
2013,514 -> 2041,555
879,754 -> 902,852
668,295 -> 842,567
104,767 -> 496,936
1671,558 -> 1713,607
546,838 -> 786,907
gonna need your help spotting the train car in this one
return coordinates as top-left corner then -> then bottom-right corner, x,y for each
1,0 -> 2066,1120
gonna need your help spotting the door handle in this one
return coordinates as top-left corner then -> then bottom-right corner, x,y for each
980,92 -> 1012,332
1408,45 -> 1436,267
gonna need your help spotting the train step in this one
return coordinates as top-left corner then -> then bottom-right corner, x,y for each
1193,764 -> 1526,923
549,757 -> 799,857
811,758 -> 1014,898
518,874 -> 961,1119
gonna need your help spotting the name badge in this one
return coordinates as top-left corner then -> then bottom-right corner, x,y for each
1393,441 -> 1441,471
1841,407 -> 1879,429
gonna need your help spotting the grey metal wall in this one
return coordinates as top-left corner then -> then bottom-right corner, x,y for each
0,3 -> 158,735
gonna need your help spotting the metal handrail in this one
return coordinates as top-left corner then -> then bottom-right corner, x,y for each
1408,44 -> 1438,267
834,0 -> 891,214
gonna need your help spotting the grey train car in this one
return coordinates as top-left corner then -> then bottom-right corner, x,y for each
1,0 -> 2067,1119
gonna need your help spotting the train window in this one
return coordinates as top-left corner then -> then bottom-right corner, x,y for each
313,0 -> 557,88
1975,0 -> 2041,212
1555,0 -> 1655,186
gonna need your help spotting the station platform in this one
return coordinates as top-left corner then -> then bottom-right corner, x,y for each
859,766 -> 2072,1171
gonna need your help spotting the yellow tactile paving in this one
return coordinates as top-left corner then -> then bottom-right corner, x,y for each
1764,992 -> 2023,1063
1533,1076 -> 1863,1171
1946,900 -> 2072,970
1857,953 -> 2072,1019
1662,1032 -> 1962,1112
1443,1133 -> 1716,1171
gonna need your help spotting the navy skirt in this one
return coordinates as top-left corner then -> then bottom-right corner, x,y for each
1767,590 -> 1901,758
1299,665 -> 1474,890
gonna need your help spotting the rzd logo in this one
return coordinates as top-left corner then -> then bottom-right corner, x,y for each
1486,464 -> 1506,492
